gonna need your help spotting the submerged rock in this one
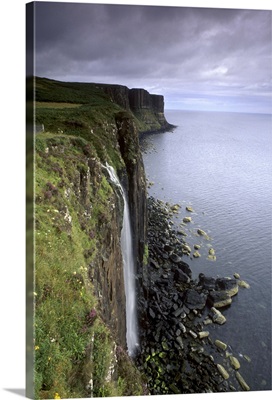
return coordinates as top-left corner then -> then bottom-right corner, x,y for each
208,291 -> 232,308
183,216 -> 192,223
238,280 -> 250,289
229,356 -> 240,370
197,228 -> 210,239
214,339 -> 228,351
182,244 -> 192,255
198,331 -> 210,339
211,307 -> 226,325
186,206 -> 194,212
235,371 -> 250,391
209,248 -> 215,256
193,251 -> 201,258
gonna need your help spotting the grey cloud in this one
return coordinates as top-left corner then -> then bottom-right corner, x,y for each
33,2 -> 271,113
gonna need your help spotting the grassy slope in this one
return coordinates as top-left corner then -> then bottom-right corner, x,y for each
34,79 -> 145,399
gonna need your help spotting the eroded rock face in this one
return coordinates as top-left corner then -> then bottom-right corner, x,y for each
115,112 -> 147,276
129,88 -> 172,131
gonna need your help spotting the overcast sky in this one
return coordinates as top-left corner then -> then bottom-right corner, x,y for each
33,1 -> 272,113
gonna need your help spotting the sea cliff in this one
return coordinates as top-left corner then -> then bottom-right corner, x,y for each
33,77 -> 171,398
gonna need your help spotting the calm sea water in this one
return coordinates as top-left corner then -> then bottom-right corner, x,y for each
142,110 -> 272,391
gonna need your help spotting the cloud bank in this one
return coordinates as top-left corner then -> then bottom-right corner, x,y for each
33,2 -> 272,113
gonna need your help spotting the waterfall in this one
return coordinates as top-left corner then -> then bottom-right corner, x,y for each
103,163 -> 139,356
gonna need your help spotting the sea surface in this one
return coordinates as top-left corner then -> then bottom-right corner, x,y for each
141,110 -> 272,391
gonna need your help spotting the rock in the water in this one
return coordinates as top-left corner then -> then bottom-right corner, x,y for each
207,248 -> 216,261
182,244 -> 192,255
235,371 -> 250,391
209,248 -> 215,256
215,339 -> 228,351
186,206 -> 194,212
215,277 -> 238,297
178,230 -> 187,236
198,331 -> 210,339
198,273 -> 216,290
217,364 -> 229,379
208,291 -> 232,308
184,289 -> 207,310
238,280 -> 250,289
203,317 -> 213,325
234,273 -> 240,279
193,250 -> 201,258
211,307 -> 226,325
171,204 -> 181,213
194,244 -> 201,249
197,228 -> 210,239
229,356 -> 240,370
183,216 -> 192,223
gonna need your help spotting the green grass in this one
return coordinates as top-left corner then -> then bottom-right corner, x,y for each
34,134 -> 145,398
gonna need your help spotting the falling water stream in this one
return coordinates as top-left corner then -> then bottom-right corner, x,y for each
103,163 -> 139,356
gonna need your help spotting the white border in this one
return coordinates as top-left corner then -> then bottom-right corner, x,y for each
1,0 -> 271,399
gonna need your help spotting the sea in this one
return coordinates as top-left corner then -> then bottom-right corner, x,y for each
141,110 -> 272,392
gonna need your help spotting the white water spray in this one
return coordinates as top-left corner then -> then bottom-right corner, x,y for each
103,163 -> 139,356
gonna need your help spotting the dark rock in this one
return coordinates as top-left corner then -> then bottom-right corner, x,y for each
174,269 -> 190,284
173,308 -> 185,317
208,291 -> 232,308
164,244 -> 174,253
176,336 -> 184,349
184,289 -> 207,310
150,258 -> 160,269
149,307 -> 156,319
170,253 -> 182,263
198,273 -> 216,290
177,261 -> 192,278
215,277 -> 238,297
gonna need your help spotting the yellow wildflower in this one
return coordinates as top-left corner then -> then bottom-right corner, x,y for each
34,345 -> 39,351
54,393 -> 61,399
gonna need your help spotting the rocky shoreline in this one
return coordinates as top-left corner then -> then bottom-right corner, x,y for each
136,196 -> 251,394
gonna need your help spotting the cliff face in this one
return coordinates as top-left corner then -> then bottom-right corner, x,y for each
98,83 -> 173,133
115,111 -> 147,272
33,76 -> 177,397
34,77 -> 156,397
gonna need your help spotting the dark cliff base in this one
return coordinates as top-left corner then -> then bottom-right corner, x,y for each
139,123 -> 177,139
136,197 -> 251,395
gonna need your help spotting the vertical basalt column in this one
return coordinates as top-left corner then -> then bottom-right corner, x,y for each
115,112 -> 147,276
